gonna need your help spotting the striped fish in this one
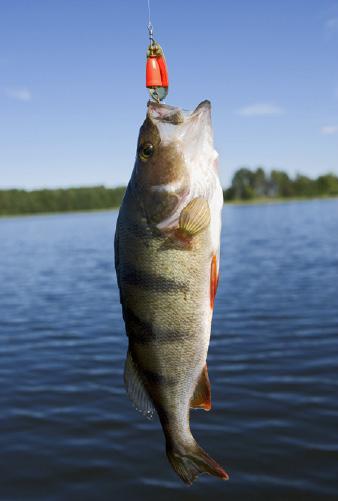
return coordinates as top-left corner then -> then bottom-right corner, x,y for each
114,100 -> 228,484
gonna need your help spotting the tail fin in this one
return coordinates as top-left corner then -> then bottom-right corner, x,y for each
167,441 -> 229,485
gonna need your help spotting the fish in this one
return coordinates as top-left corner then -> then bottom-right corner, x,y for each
114,99 -> 228,485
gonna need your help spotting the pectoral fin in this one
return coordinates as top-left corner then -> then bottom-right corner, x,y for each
178,197 -> 210,237
190,364 -> 211,411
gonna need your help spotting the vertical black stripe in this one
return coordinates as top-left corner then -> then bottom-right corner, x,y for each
121,265 -> 188,293
123,307 -> 191,344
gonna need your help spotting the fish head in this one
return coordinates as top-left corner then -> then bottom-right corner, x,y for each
132,100 -> 218,225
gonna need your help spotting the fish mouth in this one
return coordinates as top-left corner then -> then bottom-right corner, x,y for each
147,100 -> 211,126
145,100 -> 215,232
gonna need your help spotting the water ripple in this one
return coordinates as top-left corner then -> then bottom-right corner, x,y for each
0,202 -> 338,499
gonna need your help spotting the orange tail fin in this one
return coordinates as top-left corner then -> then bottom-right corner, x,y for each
167,440 -> 229,485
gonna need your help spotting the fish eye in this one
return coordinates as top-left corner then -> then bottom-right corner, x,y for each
138,142 -> 154,161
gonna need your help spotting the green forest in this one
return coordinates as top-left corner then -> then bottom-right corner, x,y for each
1,168 -> 338,216
0,186 -> 126,216
224,168 -> 338,201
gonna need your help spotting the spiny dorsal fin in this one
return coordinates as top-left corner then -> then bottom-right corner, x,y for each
179,197 -> 210,236
190,364 -> 211,411
124,350 -> 155,419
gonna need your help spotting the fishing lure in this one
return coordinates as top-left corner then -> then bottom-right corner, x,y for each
145,1 -> 169,102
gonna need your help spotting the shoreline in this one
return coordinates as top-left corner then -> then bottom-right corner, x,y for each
223,195 -> 338,205
0,195 -> 337,219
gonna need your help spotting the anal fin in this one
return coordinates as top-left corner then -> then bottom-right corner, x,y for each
124,350 -> 155,419
190,364 -> 211,411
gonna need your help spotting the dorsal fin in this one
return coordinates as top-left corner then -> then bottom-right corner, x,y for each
190,364 -> 211,411
124,350 -> 155,419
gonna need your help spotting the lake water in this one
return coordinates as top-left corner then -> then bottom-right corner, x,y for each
1,199 -> 338,500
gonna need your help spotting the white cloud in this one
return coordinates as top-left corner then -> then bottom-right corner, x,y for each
321,125 -> 338,135
236,103 -> 284,117
4,87 -> 32,102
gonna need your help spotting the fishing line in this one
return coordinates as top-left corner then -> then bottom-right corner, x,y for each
147,0 -> 154,44
147,0 -> 151,28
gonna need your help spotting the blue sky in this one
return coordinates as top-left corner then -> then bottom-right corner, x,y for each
0,0 -> 337,189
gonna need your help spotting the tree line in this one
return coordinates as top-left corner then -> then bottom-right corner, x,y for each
224,168 -> 338,201
0,186 -> 126,216
0,168 -> 337,216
